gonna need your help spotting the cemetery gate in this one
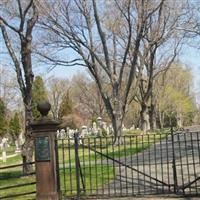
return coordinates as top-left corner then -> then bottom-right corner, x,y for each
57,130 -> 200,199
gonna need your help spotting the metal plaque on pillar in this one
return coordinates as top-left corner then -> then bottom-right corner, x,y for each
35,136 -> 50,161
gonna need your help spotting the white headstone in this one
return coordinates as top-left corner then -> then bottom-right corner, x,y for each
60,129 -> 66,139
1,138 -> 8,162
130,124 -> 135,130
92,122 -> 98,136
81,126 -> 88,138
2,151 -> 6,162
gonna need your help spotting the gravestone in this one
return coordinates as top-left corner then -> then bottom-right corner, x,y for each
1,137 -> 8,162
92,122 -> 98,136
81,125 -> 88,138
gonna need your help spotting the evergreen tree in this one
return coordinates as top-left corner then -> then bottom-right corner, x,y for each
9,113 -> 21,141
0,98 -> 7,137
58,92 -> 73,119
32,76 -> 47,119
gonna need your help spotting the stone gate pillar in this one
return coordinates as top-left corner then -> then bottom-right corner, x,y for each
30,101 -> 60,200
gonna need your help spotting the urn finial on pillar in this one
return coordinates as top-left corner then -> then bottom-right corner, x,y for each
37,101 -> 51,117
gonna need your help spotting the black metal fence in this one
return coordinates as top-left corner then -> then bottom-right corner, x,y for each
58,130 -> 200,199
0,162 -> 36,199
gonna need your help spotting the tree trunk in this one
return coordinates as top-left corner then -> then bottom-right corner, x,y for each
159,112 -> 164,129
177,112 -> 183,128
22,136 -> 34,174
149,103 -> 157,130
140,103 -> 150,133
21,104 -> 34,174
112,113 -> 123,145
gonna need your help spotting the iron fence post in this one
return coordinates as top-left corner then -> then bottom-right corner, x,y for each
171,125 -> 178,193
74,132 -> 80,199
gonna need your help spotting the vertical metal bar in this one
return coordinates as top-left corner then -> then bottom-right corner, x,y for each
74,133 -> 80,198
123,135 -> 128,196
88,137 -> 92,195
61,139 -> 66,194
154,133 -> 158,193
111,136 -> 116,196
190,132 -> 197,195
118,136 -> 123,196
171,126 -> 178,193
178,133 -> 184,192
100,136 -> 105,196
136,135 -> 140,194
178,132 -> 184,195
130,135 -> 134,195
142,134 -> 145,194
165,132 -> 170,192
68,137 -> 73,195
94,137 -> 98,196
148,134 -> 152,194
79,138 -> 86,193
197,132 -> 200,165
105,136 -> 110,196
160,133 -> 164,193
196,132 -> 200,194
55,138 -> 60,196
184,130 -> 191,194
82,137 -> 86,194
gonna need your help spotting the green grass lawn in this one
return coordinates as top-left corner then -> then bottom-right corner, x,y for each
60,164 -> 115,197
0,145 -> 16,156
0,164 -> 114,200
0,154 -> 22,167
0,170 -> 36,200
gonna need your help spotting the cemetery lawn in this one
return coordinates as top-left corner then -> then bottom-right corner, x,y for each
0,164 -> 114,199
0,153 -> 22,167
0,145 -> 16,156
0,170 -> 36,200
59,164 -> 115,196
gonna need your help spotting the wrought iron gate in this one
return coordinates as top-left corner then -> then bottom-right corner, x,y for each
57,130 -> 200,199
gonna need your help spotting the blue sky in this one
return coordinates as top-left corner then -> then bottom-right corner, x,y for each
181,46 -> 200,91
40,45 -> 200,89
1,36 -> 200,103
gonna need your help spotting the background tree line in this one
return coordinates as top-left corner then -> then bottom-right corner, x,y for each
0,62 -> 196,139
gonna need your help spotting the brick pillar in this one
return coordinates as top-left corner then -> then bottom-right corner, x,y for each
30,101 -> 60,200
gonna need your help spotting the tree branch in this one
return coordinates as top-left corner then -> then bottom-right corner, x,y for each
0,23 -> 26,98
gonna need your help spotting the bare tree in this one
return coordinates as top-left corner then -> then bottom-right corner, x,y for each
0,0 -> 38,173
134,0 -> 188,132
36,0 -> 165,143
0,66 -> 21,109
47,77 -> 70,120
71,74 -> 105,119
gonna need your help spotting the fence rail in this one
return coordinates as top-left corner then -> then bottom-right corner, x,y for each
0,162 -> 36,199
58,131 -> 200,199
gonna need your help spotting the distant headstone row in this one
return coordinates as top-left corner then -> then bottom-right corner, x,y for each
56,117 -> 137,139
